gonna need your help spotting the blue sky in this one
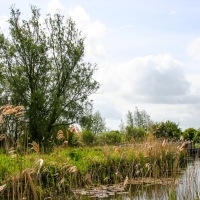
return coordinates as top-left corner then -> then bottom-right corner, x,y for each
1,0 -> 200,130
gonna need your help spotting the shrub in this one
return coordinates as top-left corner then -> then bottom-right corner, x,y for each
82,129 -> 96,145
125,126 -> 146,141
96,131 -> 122,145
67,132 -> 79,147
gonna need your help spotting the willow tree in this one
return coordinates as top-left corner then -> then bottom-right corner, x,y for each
0,6 -> 99,145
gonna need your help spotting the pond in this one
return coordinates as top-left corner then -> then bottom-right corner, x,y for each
68,159 -> 200,200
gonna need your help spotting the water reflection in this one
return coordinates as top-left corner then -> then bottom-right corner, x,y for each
128,159 -> 200,200
176,159 -> 200,200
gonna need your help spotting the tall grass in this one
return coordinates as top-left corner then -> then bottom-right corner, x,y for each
0,139 -> 187,199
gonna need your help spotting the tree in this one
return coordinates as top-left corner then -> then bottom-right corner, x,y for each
151,120 -> 181,140
126,107 -> 152,130
92,111 -> 106,134
193,129 -> 200,144
80,110 -> 106,134
126,110 -> 134,127
119,119 -> 125,134
0,6 -> 99,146
182,128 -> 197,141
133,107 -> 152,130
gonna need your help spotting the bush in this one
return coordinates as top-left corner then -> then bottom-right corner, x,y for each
82,129 -> 96,145
67,132 -> 80,147
182,128 -> 197,141
96,131 -> 122,145
150,121 -> 181,140
125,126 -> 146,141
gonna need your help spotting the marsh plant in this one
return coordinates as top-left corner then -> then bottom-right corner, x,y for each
0,138 -> 187,199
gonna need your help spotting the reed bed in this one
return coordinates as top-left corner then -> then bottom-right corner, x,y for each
0,139 -> 187,199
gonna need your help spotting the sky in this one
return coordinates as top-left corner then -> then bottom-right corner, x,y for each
1,0 -> 200,131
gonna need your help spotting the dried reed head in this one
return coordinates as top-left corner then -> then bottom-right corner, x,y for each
63,140 -> 68,147
0,105 -> 25,124
0,184 -> 6,193
8,147 -> 15,155
180,135 -> 184,142
68,125 -> 82,140
31,141 -> 40,153
57,130 -> 65,140
162,139 -> 166,147
68,166 -> 77,173
0,115 -> 3,124
1,105 -> 20,115
114,146 -> 120,153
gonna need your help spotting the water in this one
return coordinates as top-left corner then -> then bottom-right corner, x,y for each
176,159 -> 200,199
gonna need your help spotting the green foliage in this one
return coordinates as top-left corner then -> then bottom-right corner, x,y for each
97,131 -> 122,145
0,6 -> 99,147
126,107 -> 152,131
125,126 -> 146,141
82,129 -> 96,145
193,129 -> 200,143
169,187 -> 177,200
126,110 -> 134,127
67,132 -> 79,147
67,147 -> 105,173
0,155 -> 14,183
133,107 -> 152,130
0,153 -> 34,184
92,111 -> 107,134
182,128 -> 197,141
80,110 -> 106,134
151,121 -> 181,139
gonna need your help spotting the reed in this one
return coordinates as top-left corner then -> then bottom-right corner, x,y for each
0,139 -> 187,199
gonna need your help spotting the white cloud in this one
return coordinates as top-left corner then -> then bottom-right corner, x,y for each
47,0 -> 64,14
68,6 -> 106,61
186,74 -> 200,95
187,37 -> 200,61
92,54 -> 200,130
97,54 -> 190,104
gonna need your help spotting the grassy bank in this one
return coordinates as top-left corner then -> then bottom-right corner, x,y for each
0,140 -> 186,199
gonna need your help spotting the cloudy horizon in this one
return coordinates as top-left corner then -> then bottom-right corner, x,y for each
1,0 -> 200,131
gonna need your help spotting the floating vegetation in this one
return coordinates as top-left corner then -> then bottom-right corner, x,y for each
72,185 -> 128,199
